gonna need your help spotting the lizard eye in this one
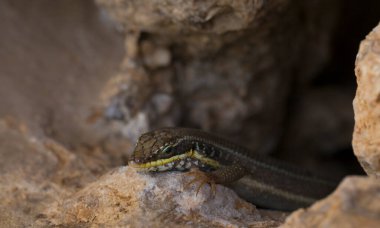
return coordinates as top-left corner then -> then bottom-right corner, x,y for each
162,145 -> 172,154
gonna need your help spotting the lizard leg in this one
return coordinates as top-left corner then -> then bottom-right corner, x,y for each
185,164 -> 246,196
185,169 -> 217,196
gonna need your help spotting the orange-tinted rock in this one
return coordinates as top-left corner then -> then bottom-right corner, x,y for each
281,176 -> 380,228
39,167 -> 287,227
353,22 -> 380,176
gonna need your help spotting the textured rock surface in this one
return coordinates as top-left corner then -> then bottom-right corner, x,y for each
0,119 -> 96,227
281,176 -> 380,228
0,0 -> 373,227
0,118 -> 287,227
38,167 -> 287,227
353,22 -> 380,176
96,0 -> 339,155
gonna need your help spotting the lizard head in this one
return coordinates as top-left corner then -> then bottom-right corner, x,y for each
128,128 -> 220,172
128,128 -> 188,172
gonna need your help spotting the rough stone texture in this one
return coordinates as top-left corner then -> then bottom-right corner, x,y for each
38,167 -> 287,227
97,0 -> 270,34
96,0 -> 339,154
0,0 -> 372,227
0,119 -> 96,227
0,118 -> 286,227
281,176 -> 380,228
353,22 -> 380,176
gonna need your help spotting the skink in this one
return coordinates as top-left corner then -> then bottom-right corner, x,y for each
129,127 -> 337,211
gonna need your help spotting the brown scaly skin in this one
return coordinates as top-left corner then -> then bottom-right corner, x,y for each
129,127 -> 338,211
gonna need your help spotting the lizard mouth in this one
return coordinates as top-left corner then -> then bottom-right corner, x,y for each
129,150 -> 220,172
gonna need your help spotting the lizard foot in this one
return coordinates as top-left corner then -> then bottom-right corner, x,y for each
184,169 -> 217,197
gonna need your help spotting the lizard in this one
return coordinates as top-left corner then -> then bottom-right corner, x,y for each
128,127 -> 338,211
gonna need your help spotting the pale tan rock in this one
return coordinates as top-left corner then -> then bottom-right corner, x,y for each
0,118 -> 118,227
0,117 -> 285,227
281,176 -> 380,228
39,167 -> 286,227
0,119 -> 92,227
353,22 -> 380,176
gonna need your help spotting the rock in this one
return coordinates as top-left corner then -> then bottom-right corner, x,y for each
353,22 -> 380,176
0,117 -> 286,227
39,167 -> 287,227
0,0 -> 124,147
0,0 -> 375,226
96,0 -> 267,34
0,120 -> 54,227
0,119 -> 95,227
141,40 -> 172,69
0,117 -> 135,227
281,176 -> 380,228
97,0 -> 340,155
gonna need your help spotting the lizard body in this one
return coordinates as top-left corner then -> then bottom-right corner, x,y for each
129,127 -> 337,211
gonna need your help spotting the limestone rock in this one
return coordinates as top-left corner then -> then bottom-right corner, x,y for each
0,119 -> 96,227
353,22 -> 380,176
281,176 -> 380,228
0,117 -> 286,227
39,167 -> 287,227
